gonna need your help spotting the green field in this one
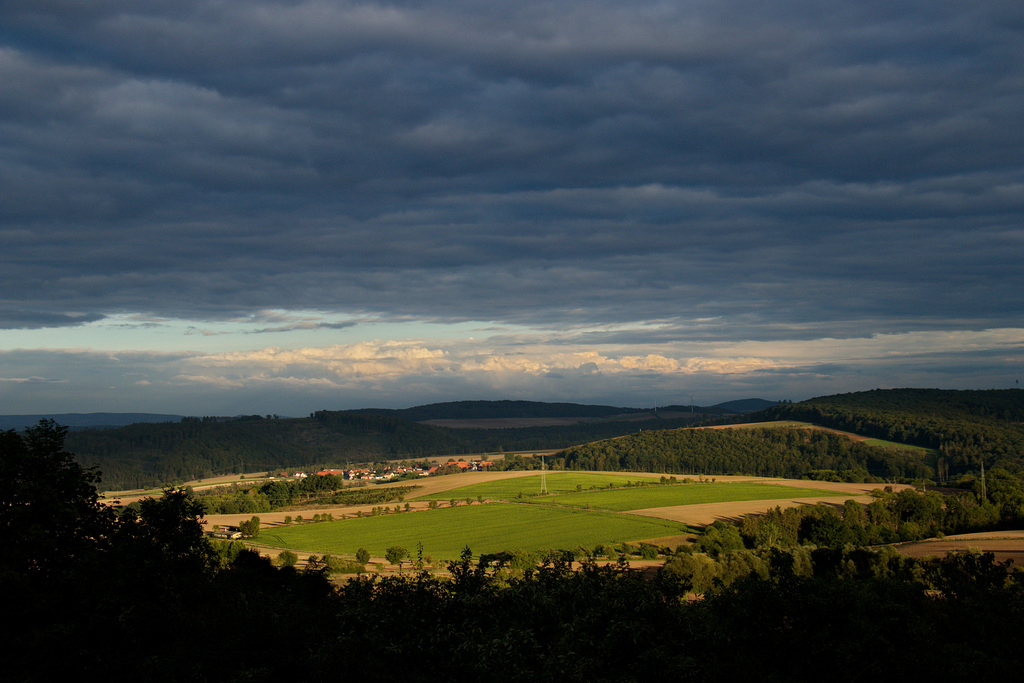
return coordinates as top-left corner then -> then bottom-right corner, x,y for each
256,503 -> 686,559
543,482 -> 838,512
414,472 -> 664,501
715,420 -> 810,428
863,438 -> 938,456
417,473 -> 835,512
255,476 -> 839,559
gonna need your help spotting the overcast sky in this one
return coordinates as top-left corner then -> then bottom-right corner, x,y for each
2,0 -> 1022,416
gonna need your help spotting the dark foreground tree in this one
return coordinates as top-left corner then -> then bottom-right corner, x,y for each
0,420 -> 111,579
2,420 -> 337,682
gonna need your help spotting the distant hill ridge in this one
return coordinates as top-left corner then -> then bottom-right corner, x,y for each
658,398 -> 780,414
1,399 -> 774,430
350,399 -> 644,421
4,398 -> 776,490
351,399 -> 704,421
0,412 -> 183,431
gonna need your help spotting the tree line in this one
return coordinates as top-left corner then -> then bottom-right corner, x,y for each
193,476 -> 419,514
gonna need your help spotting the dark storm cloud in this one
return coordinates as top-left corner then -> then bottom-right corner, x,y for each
0,309 -> 106,329
1,0 -> 1022,336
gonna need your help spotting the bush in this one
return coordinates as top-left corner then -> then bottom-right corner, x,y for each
238,515 -> 261,538
659,552 -> 718,594
639,543 -> 659,560
694,521 -> 744,556
356,547 -> 370,564
323,555 -> 366,574
385,545 -> 409,567
276,550 -> 298,567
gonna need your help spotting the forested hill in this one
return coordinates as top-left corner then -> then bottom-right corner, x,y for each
349,400 -> 650,421
754,388 -> 1024,474
350,399 -> 770,420
65,413 -> 467,491
703,398 -> 780,413
61,401 -> 743,490
557,389 -> 1024,483
557,426 -> 933,482
68,393 -> 1002,491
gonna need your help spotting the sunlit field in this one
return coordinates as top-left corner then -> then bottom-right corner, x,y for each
254,475 -> 838,559
413,471 -> 664,501
862,438 -> 938,456
542,481 -> 837,512
256,502 -> 686,559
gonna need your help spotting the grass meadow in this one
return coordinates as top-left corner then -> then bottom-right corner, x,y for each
862,438 -> 938,456
542,481 -> 838,512
256,502 -> 685,559
413,471 -> 664,501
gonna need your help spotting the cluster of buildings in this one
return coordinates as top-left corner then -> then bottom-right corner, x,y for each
424,459 -> 495,475
277,459 -> 494,482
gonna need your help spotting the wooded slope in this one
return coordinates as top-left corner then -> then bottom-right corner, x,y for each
558,389 -> 1024,483
758,388 -> 1024,474
64,402 -> 713,489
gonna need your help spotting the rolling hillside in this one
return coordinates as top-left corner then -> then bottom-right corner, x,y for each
32,390 -> 1021,491
755,388 -> 1024,475
54,400 -> 761,490
557,389 -> 1024,484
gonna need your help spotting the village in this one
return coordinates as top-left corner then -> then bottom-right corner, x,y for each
207,458 -> 498,540
277,458 -> 496,482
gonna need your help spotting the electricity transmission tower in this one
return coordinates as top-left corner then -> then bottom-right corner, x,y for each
540,453 -> 548,494
981,460 -> 987,501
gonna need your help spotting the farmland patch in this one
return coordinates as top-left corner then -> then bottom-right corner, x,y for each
255,503 -> 684,559
544,481 -> 838,512
413,471 -> 664,501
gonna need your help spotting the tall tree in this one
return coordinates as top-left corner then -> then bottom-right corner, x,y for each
0,419 -> 111,578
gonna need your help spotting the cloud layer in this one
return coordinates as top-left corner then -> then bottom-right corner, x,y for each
1,1 -> 1022,413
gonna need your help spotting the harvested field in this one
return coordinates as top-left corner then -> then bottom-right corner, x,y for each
628,477 -> 912,527
102,471 -> 275,504
892,530 -> 1024,564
